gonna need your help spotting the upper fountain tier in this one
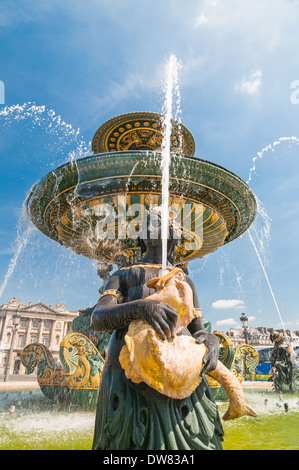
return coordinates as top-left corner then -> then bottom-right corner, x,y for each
26,112 -> 257,267
91,111 -> 196,156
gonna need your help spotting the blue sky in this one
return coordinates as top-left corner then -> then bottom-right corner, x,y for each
0,0 -> 299,332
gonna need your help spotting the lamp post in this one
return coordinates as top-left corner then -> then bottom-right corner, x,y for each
240,312 -> 249,344
4,311 -> 21,382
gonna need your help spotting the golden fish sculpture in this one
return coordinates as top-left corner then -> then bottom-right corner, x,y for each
119,268 -> 258,421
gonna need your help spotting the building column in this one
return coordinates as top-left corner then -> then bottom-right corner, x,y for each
63,321 -> 69,338
25,318 -> 32,345
37,320 -> 43,343
0,313 -> 8,343
49,320 -> 56,347
0,315 -> 8,374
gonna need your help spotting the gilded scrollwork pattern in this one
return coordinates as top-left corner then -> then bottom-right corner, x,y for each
21,343 -> 67,387
206,333 -> 258,391
59,332 -> 105,390
232,344 -> 259,382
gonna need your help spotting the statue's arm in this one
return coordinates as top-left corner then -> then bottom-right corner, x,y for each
90,270 -> 178,340
185,276 -> 205,332
90,270 -> 138,332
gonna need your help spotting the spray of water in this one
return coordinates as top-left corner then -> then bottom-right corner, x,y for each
0,102 -> 90,166
247,228 -> 286,335
247,136 -> 299,184
247,194 -> 285,333
160,54 -> 182,271
0,203 -> 36,301
0,102 -> 78,136
246,137 -> 299,334
0,102 -> 90,302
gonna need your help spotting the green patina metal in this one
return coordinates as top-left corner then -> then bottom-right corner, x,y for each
20,343 -> 73,405
59,332 -> 105,408
208,332 -> 259,401
21,332 -> 107,409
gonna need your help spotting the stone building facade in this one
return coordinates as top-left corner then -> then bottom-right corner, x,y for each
0,297 -> 79,377
225,326 -> 299,347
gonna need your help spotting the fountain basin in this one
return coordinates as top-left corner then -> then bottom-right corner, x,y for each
26,150 -> 256,266
1,388 -> 298,450
26,112 -> 256,266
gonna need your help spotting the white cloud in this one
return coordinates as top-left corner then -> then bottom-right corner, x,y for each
215,318 -> 238,326
212,299 -> 245,309
215,315 -> 255,328
280,320 -> 297,327
235,70 -> 262,95
88,73 -> 152,120
195,13 -> 208,27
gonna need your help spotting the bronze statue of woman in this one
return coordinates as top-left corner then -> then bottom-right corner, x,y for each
91,209 -> 224,450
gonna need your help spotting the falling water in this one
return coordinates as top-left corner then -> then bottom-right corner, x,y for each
248,227 -> 286,335
245,138 -> 299,334
160,54 -> 182,271
247,136 -> 299,184
0,102 -> 90,302
0,203 -> 36,301
0,102 -> 89,166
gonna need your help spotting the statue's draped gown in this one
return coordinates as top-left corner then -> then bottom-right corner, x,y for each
92,264 -> 224,450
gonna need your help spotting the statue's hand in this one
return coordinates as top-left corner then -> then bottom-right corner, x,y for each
138,299 -> 178,342
193,331 -> 219,373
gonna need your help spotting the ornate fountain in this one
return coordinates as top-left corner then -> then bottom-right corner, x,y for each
23,111 -> 257,406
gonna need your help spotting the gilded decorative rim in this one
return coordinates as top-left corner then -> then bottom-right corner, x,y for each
26,150 -> 257,266
91,111 -> 196,157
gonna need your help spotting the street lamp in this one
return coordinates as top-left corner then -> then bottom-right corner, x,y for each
240,312 -> 249,344
4,311 -> 21,382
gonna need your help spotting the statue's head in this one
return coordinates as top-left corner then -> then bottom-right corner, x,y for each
137,207 -> 182,262
270,332 -> 284,345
